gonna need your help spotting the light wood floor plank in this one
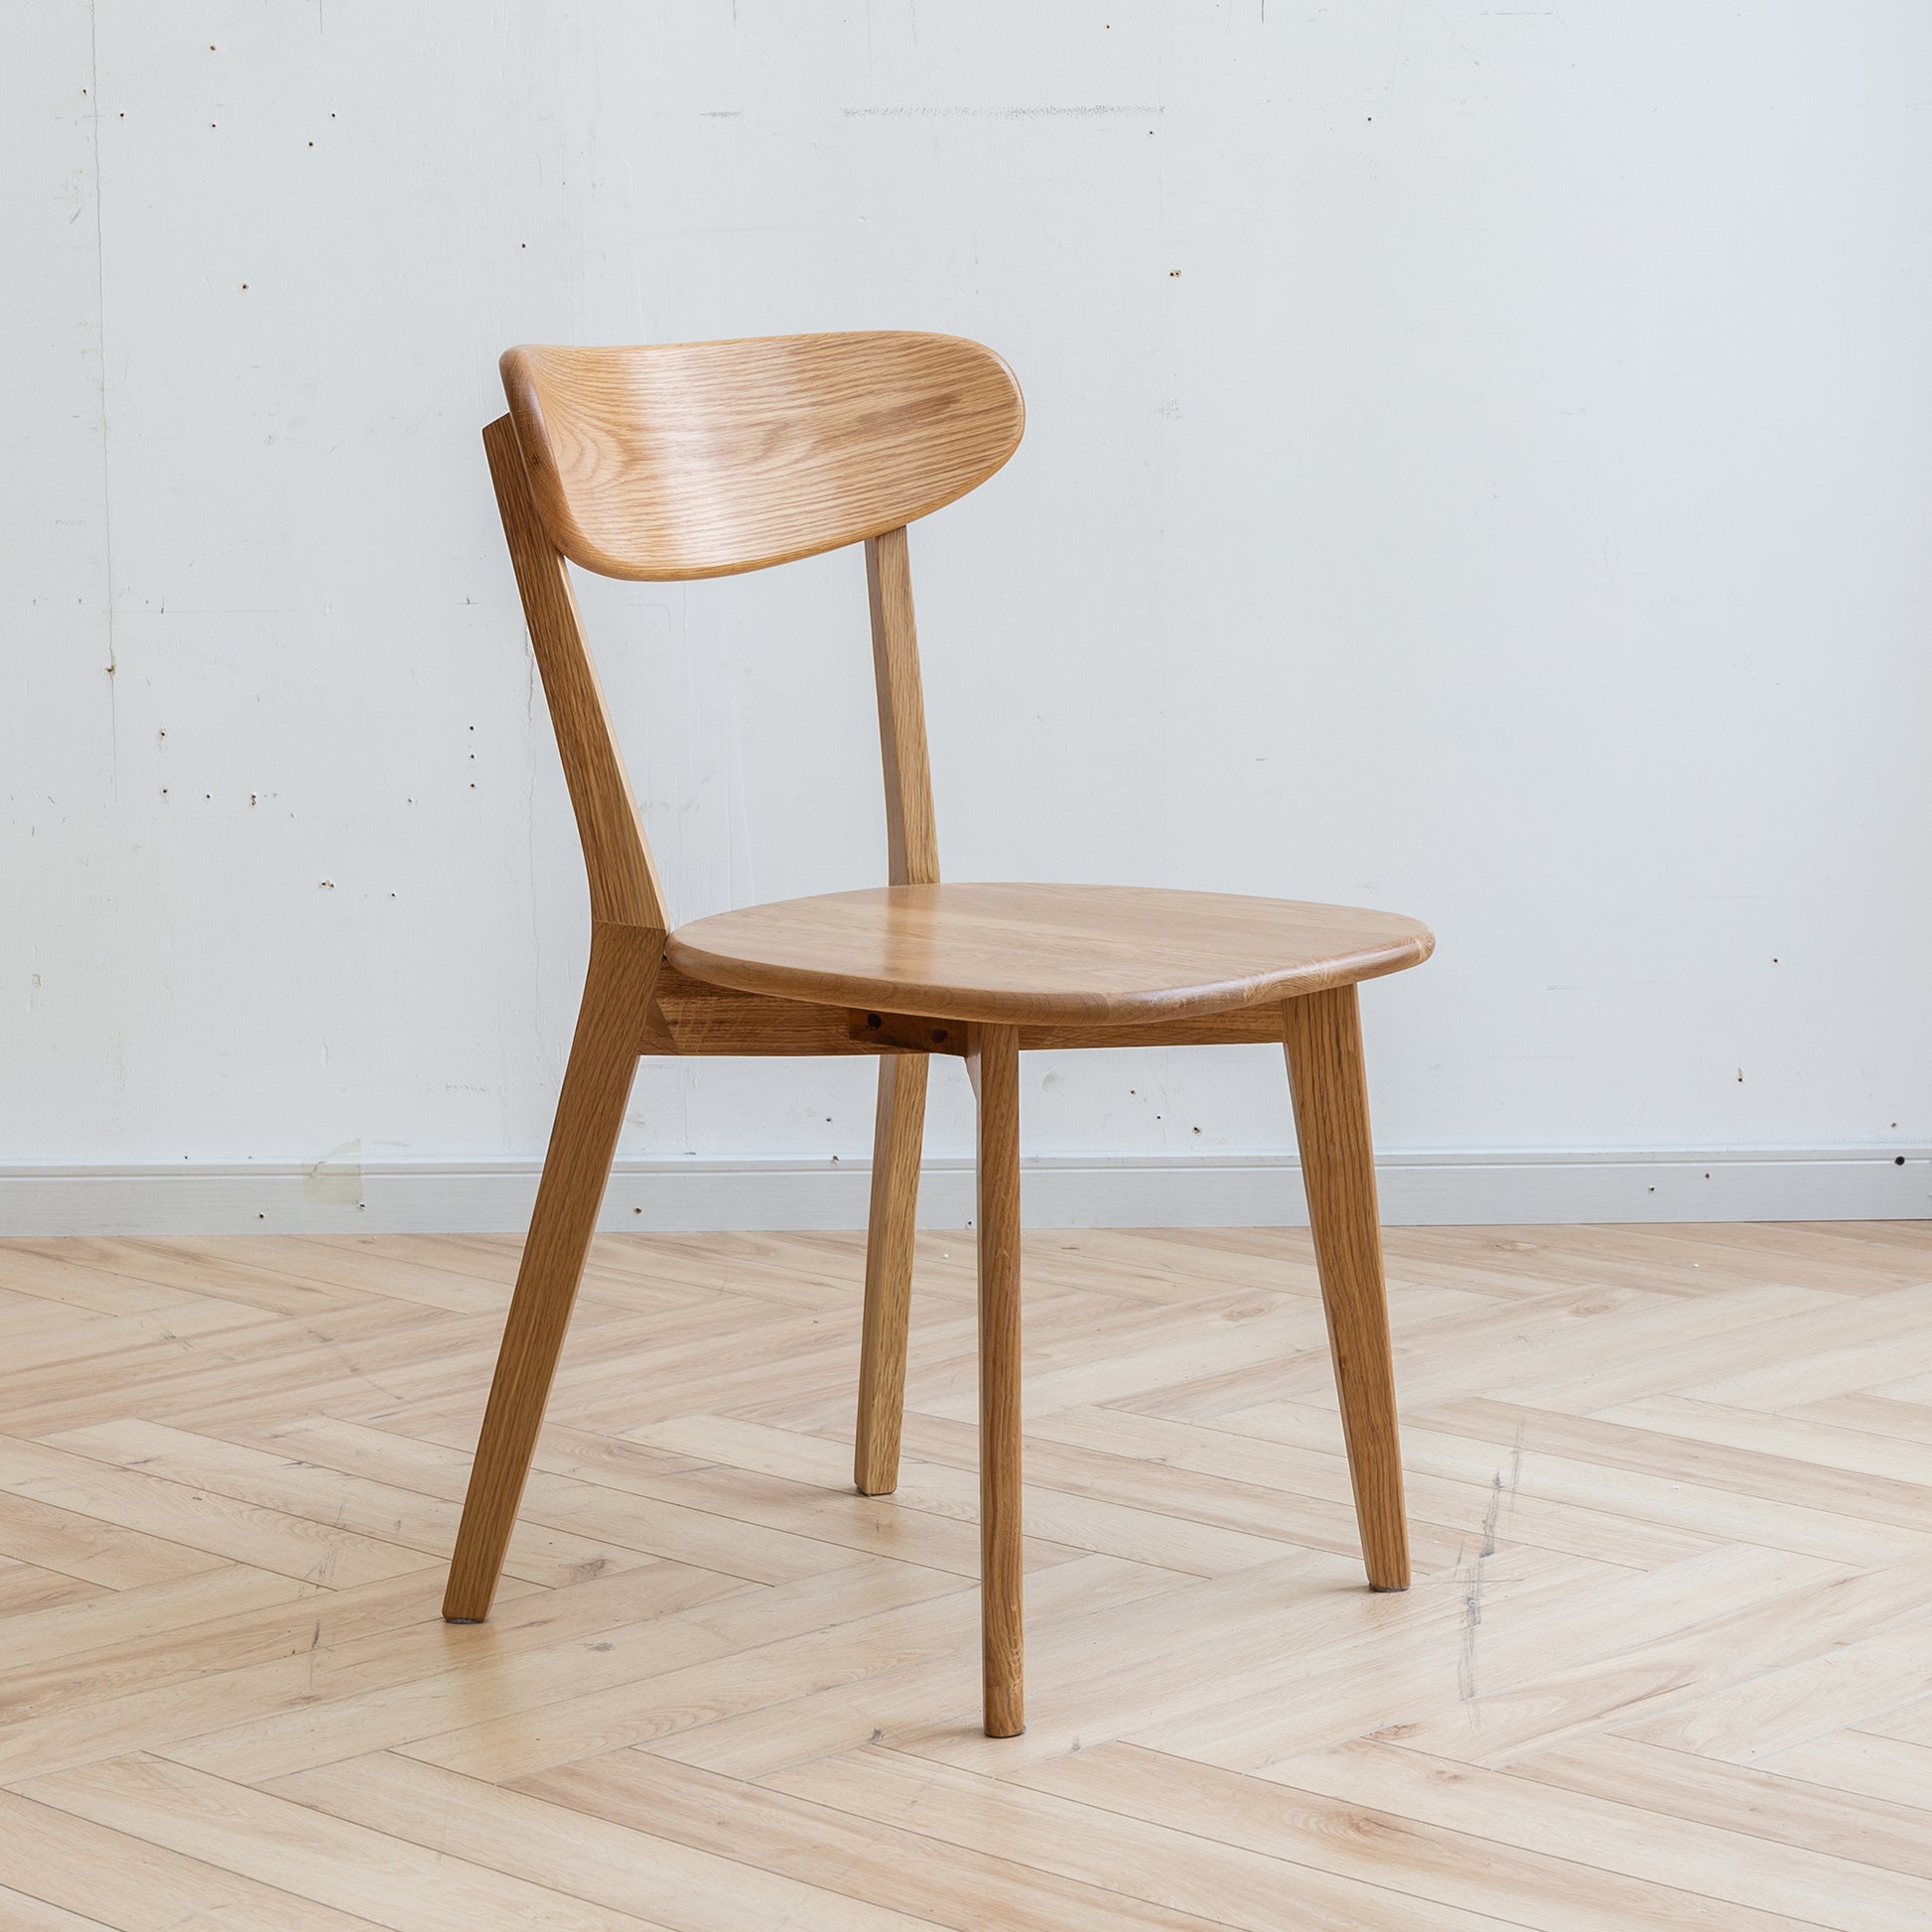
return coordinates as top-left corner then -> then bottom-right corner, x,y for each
1517,1732 -> 1932,1879
38,1417 -> 655,1588
1256,1736 -> 1932,1930
4,1237 -> 377,1315
1789,1390 -> 1932,1446
0,1884 -> 122,1931
0,1436 -> 438,1589
1418,1395 -> 1932,1532
0,1565 -> 721,1785
0,1298 -> 278,1379
0,1242 -> 212,1313
1617,1615 -> 1932,1760
0,1563 -> 318,1686
1015,1739 -> 1817,1931
1598,1391 -> 1932,1483
0,1489 -> 240,1590
1762,1727 -> 1932,1812
0,1785 -> 392,1930
18,1755 -> 682,1932
0,1560 -> 110,1617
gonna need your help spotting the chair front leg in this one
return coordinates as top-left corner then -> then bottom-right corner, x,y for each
972,1022 -> 1026,1736
1282,984 -> 1410,1591
443,921 -> 656,1622
854,1053 -> 929,1495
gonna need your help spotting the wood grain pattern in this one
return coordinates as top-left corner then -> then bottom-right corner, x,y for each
1284,985 -> 1411,1589
638,966 -> 880,1057
483,415 -> 664,930
972,1024 -> 1027,1736
6,1222 -> 1932,1929
853,1055 -> 927,1497
865,525 -> 939,891
442,922 -> 658,1621
636,974 -> 1328,1058
502,333 -> 1025,580
667,882 -> 1434,1026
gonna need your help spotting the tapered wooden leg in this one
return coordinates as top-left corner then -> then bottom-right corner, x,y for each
443,922 -> 657,1622
854,1054 -> 929,1495
972,1022 -> 1025,1736
1282,985 -> 1410,1591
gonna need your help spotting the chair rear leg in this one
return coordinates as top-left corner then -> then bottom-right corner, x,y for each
973,1023 -> 1025,1736
444,924 -> 654,1621
854,1054 -> 929,1495
1282,985 -> 1410,1591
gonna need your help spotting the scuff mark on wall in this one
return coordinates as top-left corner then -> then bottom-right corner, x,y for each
304,1139 -> 363,1204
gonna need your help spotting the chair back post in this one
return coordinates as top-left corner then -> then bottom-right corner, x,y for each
866,525 -> 940,887
483,414 -> 667,934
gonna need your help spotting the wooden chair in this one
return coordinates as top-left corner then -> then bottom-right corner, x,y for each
443,332 -> 1435,1737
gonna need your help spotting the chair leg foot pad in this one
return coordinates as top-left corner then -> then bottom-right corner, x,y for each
445,1616 -> 483,1625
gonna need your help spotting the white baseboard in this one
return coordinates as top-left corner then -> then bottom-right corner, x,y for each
0,1148 -> 1926,1236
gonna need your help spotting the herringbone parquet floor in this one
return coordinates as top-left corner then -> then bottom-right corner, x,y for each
2,1221 -> 1931,1928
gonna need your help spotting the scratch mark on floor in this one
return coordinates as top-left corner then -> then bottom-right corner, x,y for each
1458,1473 -> 1502,1706
1460,1424 -> 1525,1711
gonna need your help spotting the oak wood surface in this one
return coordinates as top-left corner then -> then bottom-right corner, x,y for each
972,1024 -> 1027,1736
7,1223 -> 1932,1929
638,965 -> 874,1057
666,882 -> 1434,1026
638,970 -> 1330,1058
853,1054 -> 927,1497
1283,986 -> 1411,1589
503,333 -> 1025,581
482,416 -> 664,931
865,524 -> 939,890
442,923 -> 658,1621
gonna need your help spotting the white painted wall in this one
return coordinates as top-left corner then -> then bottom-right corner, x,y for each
7,4 -> 1932,1225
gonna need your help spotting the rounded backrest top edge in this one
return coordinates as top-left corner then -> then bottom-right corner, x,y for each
499,331 -> 1026,580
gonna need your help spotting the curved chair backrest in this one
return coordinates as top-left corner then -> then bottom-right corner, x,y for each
501,332 -> 1026,581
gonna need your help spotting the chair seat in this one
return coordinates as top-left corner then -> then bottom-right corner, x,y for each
665,882 -> 1434,1028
